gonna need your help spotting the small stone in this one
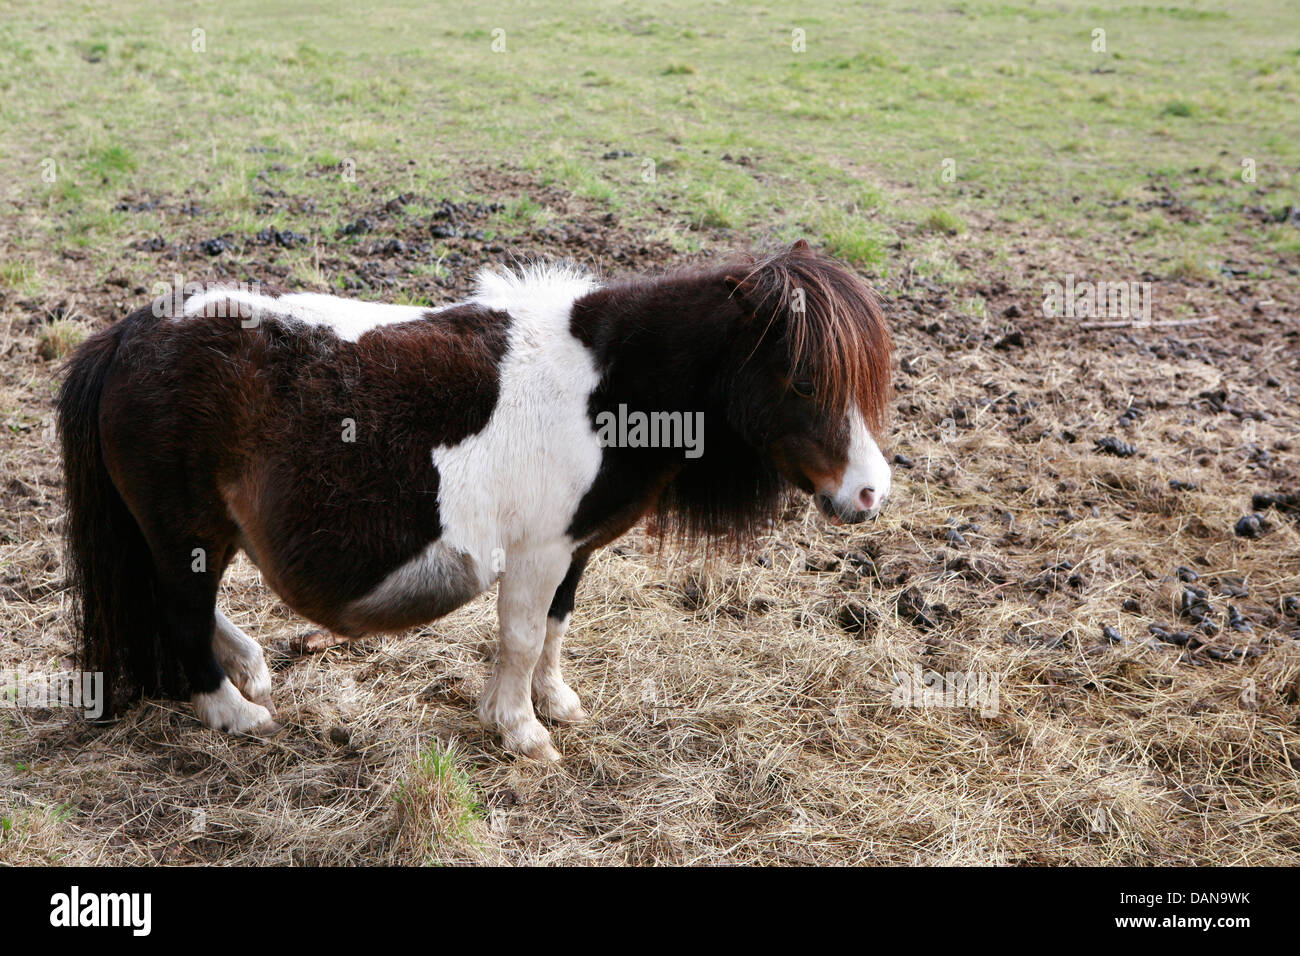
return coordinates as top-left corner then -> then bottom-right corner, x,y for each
1234,513 -> 1267,538
1095,436 -> 1137,458
328,726 -> 351,746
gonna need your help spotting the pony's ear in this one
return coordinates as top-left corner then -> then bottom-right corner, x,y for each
724,274 -> 756,308
790,238 -> 813,256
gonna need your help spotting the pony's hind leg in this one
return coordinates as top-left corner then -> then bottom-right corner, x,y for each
153,547 -> 279,737
533,554 -> 589,724
213,609 -> 275,716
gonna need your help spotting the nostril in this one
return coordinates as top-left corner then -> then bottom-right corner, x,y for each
859,486 -> 879,511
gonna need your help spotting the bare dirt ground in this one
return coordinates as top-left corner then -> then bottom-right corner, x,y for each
1,165 -> 1298,865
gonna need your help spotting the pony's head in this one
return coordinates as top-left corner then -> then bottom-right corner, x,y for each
722,240 -> 894,524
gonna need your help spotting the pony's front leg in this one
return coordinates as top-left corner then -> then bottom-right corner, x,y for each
478,545 -> 571,762
533,553 -> 590,723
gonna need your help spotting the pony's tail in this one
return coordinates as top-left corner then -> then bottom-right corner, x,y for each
57,315 -> 178,719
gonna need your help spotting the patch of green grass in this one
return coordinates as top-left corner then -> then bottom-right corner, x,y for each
1167,248 -> 1215,280
0,260 -> 41,295
819,209 -> 889,270
393,741 -> 482,861
908,237 -> 968,286
919,208 -> 966,236
37,320 -> 85,361
503,193 -> 551,228
0,0 -> 1294,274
409,259 -> 451,280
85,145 -> 137,179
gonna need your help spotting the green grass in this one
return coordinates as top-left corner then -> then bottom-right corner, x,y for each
36,320 -> 85,360
0,259 -> 42,295
919,208 -> 966,236
0,0 -> 1296,280
393,741 -> 482,860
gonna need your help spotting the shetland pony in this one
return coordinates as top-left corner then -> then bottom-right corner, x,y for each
58,240 -> 893,761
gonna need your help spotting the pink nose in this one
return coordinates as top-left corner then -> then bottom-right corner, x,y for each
858,486 -> 881,512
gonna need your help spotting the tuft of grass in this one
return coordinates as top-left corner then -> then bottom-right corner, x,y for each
662,63 -> 696,75
1161,100 -> 1195,118
819,209 -> 888,269
392,741 -> 483,862
36,320 -> 85,361
503,193 -> 551,227
86,145 -> 136,179
0,260 -> 41,295
0,805 -> 75,865
919,208 -> 966,236
1167,248 -> 1213,280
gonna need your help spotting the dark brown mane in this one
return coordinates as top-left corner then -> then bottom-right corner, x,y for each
726,242 -> 894,434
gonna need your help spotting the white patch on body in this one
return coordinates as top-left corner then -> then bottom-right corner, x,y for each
326,263 -> 603,759
354,262 -> 603,609
181,289 -> 435,341
195,263 -> 605,757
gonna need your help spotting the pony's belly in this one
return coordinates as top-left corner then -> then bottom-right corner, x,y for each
336,540 -> 487,635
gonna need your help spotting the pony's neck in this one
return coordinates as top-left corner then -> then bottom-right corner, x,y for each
569,270 -> 787,544
571,269 -> 739,412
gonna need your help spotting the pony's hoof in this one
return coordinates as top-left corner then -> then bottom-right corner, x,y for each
195,681 -> 278,736
523,740 -> 562,763
251,719 -> 284,738
494,717 -> 560,763
536,685 -> 587,724
236,718 -> 284,740
540,702 -> 588,724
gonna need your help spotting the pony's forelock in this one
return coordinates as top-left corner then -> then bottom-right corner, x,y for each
729,246 -> 894,434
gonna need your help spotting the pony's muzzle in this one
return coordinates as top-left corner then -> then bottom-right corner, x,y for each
815,490 -> 884,525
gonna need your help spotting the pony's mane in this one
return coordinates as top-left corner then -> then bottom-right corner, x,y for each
470,259 -> 598,313
726,244 -> 893,434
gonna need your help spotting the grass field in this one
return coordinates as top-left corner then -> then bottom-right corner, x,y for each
1,0 -> 1298,865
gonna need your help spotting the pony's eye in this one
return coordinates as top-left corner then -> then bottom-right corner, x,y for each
792,380 -> 815,399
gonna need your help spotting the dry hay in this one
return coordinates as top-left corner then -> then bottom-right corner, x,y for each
1,171 -> 1298,866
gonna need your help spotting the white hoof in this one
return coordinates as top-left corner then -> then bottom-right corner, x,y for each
213,611 -> 275,713
535,681 -> 588,724
221,654 -> 274,714
478,698 -> 560,763
194,679 -> 281,736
